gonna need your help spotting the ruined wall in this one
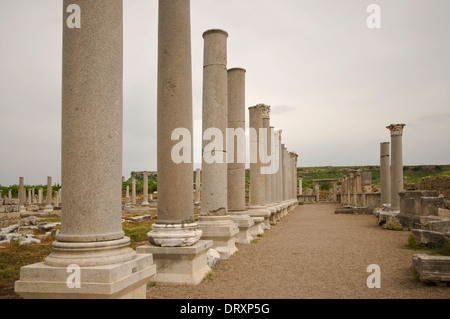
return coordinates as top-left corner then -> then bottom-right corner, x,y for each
0,198 -> 20,228
413,176 -> 450,199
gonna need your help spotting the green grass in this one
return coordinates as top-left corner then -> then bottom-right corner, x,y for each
122,220 -> 154,249
0,241 -> 53,299
406,235 -> 450,256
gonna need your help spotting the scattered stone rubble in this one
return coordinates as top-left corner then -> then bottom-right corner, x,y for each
0,216 -> 60,245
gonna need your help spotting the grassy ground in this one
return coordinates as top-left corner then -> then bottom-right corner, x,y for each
0,215 -> 154,299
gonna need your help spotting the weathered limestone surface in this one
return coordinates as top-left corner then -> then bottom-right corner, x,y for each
0,198 -> 20,228
387,124 -> 406,210
380,142 -> 391,205
227,67 -> 254,244
15,1 -> 155,299
248,104 -> 271,227
411,254 -> 450,284
198,29 -> 238,260
137,0 -> 210,286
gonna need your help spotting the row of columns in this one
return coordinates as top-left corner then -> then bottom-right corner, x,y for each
13,176 -> 56,213
16,0 -> 299,298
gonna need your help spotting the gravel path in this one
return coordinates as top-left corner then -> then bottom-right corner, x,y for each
147,204 -> 449,299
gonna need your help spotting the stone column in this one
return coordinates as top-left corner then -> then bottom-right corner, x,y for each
27,189 -> 32,205
248,104 -> 272,228
43,176 -> 53,212
54,191 -> 60,207
380,142 -> 392,206
276,131 -> 286,218
137,0 -> 211,286
38,188 -> 43,204
298,178 -> 303,196
333,181 -> 338,203
131,176 -> 136,205
387,124 -> 406,210
8,189 -> 12,199
18,177 -> 25,212
141,172 -> 150,206
314,181 -> 320,204
272,129 -> 282,222
125,185 -> 131,206
227,67 -> 254,244
355,170 -> 362,206
262,108 -> 276,224
198,29 -> 238,260
194,168 -> 201,204
31,188 -> 35,204
16,1 -> 155,299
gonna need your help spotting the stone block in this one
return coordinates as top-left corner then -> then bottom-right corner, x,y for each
438,208 -> 450,218
411,254 -> 450,284
412,229 -> 445,245
136,240 -> 212,286
15,254 -> 155,299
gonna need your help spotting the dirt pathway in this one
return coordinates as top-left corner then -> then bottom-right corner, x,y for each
147,204 -> 449,299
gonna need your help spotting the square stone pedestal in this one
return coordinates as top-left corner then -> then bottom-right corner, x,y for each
198,217 -> 239,260
136,240 -> 212,286
14,254 -> 156,299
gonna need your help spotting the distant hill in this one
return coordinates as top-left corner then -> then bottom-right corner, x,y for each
297,165 -> 450,191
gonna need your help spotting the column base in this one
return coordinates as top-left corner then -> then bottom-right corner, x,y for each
267,205 -> 277,225
228,210 -> 255,244
147,223 -> 202,247
250,217 -> 265,238
247,206 -> 271,229
198,216 -> 239,259
14,253 -> 156,299
274,205 -> 282,222
136,240 -> 212,286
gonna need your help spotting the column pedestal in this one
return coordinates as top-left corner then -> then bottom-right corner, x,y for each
198,216 -> 239,259
228,211 -> 254,244
15,254 -> 155,299
137,241 -> 211,286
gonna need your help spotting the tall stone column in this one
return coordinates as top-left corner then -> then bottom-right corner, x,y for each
271,126 -> 282,222
43,176 -> 54,213
387,124 -> 405,210
276,132 -> 286,217
248,104 -> 272,227
18,177 -> 25,212
380,142 -> 391,205
131,176 -> 136,205
262,108 -> 276,224
298,178 -> 303,196
226,67 -> 254,244
16,1 -> 155,299
198,29 -> 238,259
27,189 -> 32,205
141,172 -> 150,206
194,168 -> 201,204
137,0 -> 211,286
333,181 -> 338,203
355,170 -> 362,207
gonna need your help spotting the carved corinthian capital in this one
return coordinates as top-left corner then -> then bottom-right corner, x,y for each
386,124 -> 406,137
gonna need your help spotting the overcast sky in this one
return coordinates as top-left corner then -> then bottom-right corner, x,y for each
0,0 -> 449,186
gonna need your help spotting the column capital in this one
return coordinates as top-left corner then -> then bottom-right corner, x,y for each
387,124 -> 406,136
249,104 -> 271,119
